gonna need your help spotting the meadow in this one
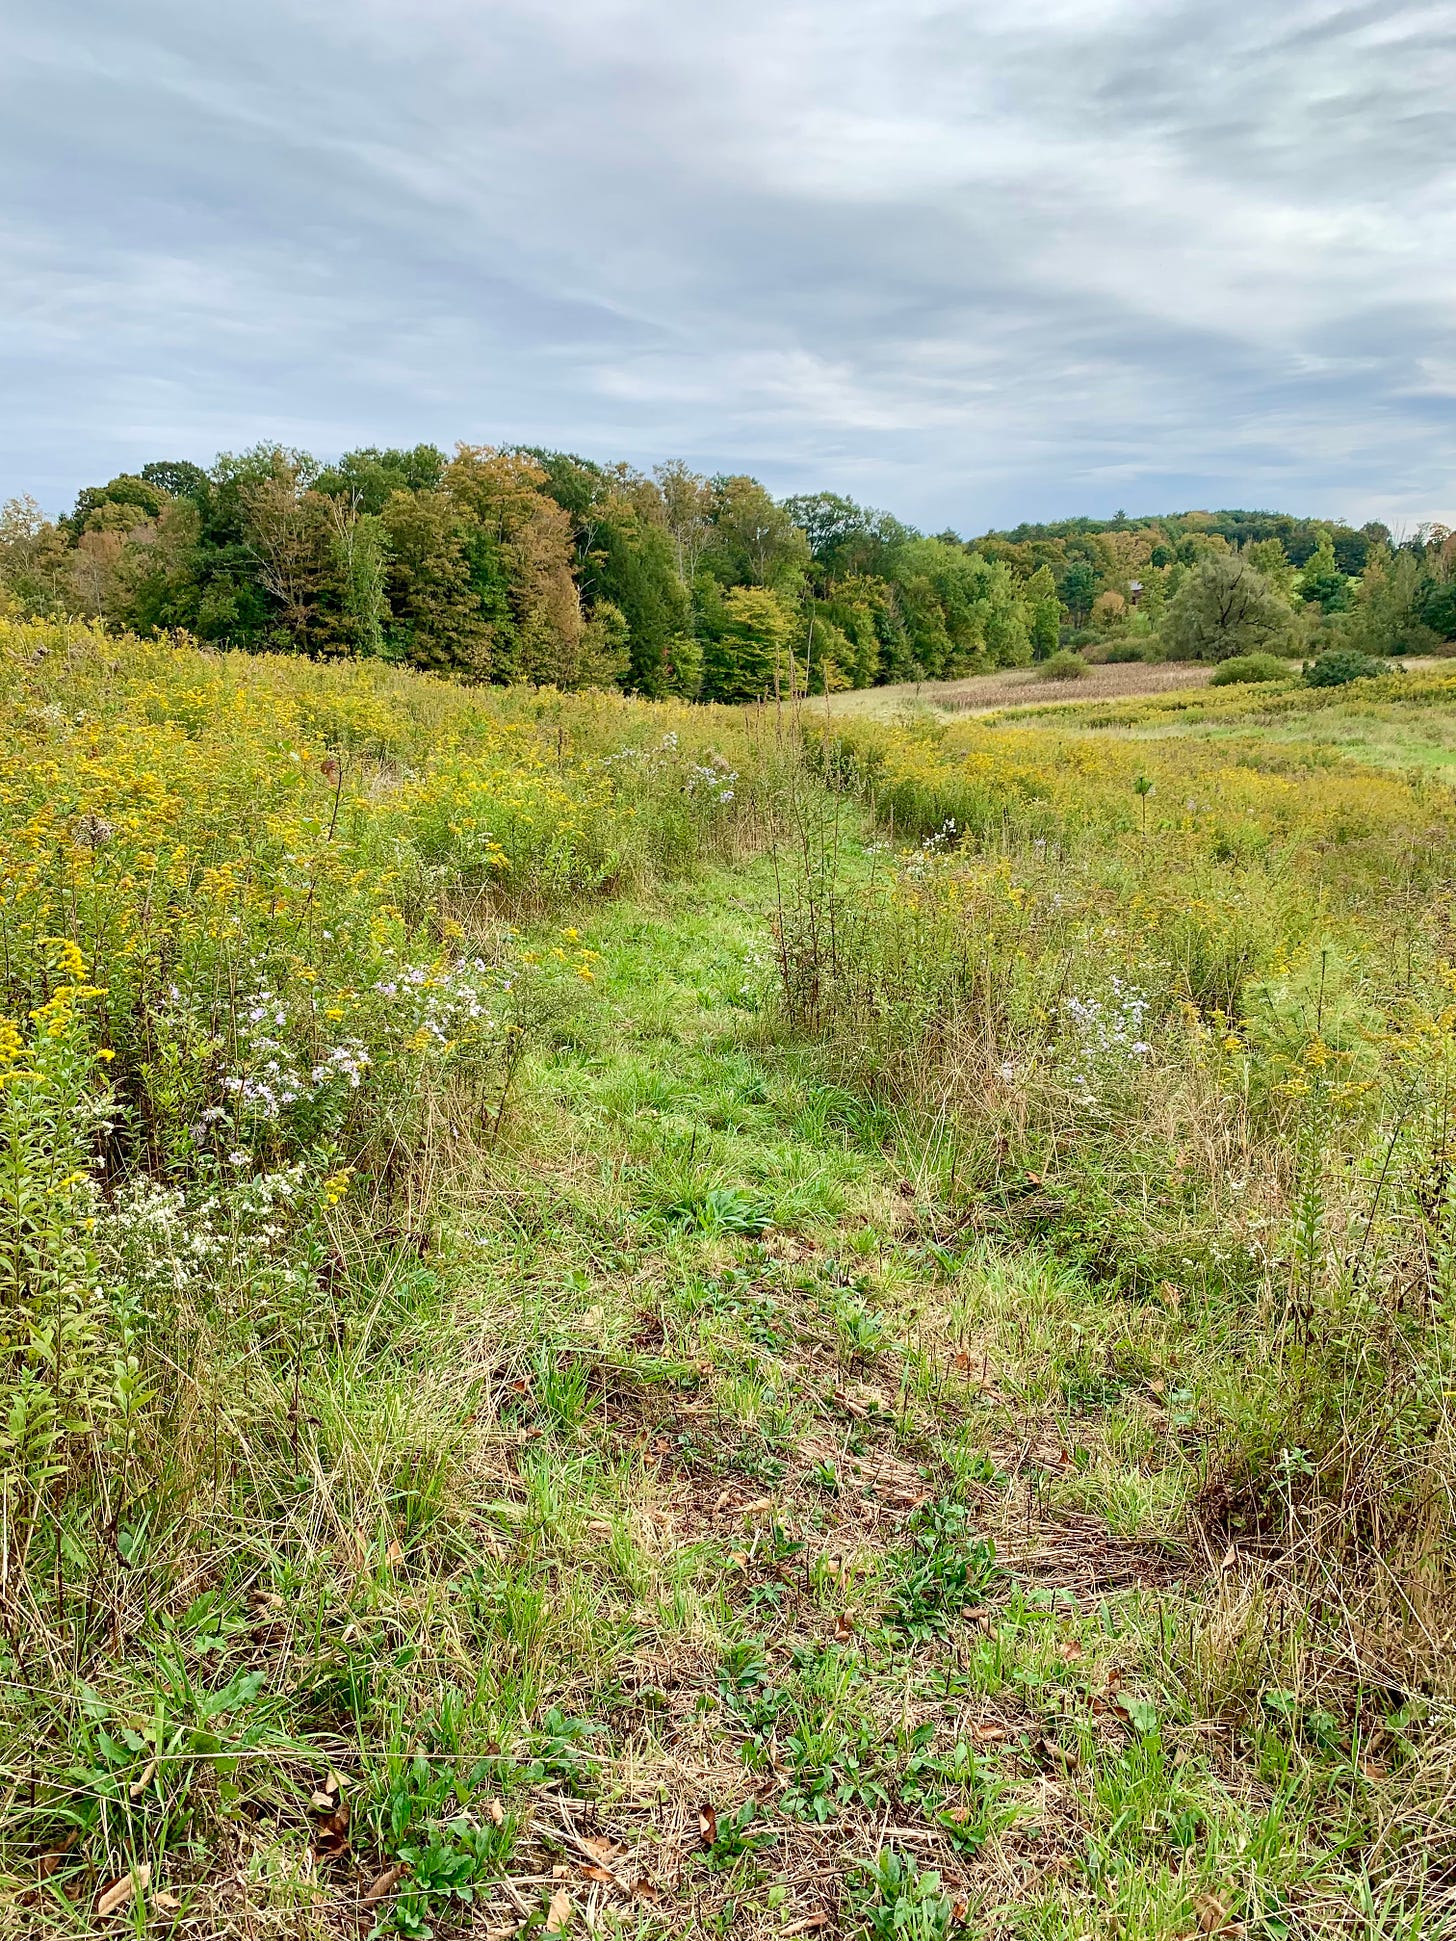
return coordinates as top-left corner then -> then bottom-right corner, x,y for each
4,619 -> 1456,1939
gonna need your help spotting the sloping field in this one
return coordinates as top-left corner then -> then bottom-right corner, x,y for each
5,620 -> 1456,1939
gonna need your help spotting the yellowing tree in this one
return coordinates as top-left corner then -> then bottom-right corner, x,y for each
702,585 -> 797,701
444,447 -> 584,684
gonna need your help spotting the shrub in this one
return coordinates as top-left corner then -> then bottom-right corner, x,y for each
1209,652 -> 1290,686
1304,647 -> 1388,687
1038,649 -> 1089,681
1101,638 -> 1152,664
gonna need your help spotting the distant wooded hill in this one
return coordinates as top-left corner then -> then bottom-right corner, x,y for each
2,450 -> 1451,693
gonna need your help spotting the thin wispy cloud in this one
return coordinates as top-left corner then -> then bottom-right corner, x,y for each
4,0 -> 1455,528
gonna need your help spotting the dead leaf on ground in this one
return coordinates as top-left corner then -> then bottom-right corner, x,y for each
96,1865 -> 150,1917
579,1835 -> 622,1864
580,1865 -> 614,1883
364,1866 -> 404,1905
1194,1892 -> 1237,1934
970,1721 -> 1007,1743
545,1886 -> 572,1932
834,1611 -> 854,1642
36,1830 -> 78,1878
313,1795 -> 351,1857
1058,1638 -> 1083,1661
698,1803 -> 718,1847
783,1915 -> 830,1935
486,1798 -> 506,1826
128,1758 -> 157,1797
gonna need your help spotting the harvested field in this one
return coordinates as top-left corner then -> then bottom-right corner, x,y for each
826,659 -> 1216,717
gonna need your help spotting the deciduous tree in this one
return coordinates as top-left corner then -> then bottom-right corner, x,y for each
1162,556 -> 1293,661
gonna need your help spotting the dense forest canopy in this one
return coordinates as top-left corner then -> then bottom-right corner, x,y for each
3,444 -> 1453,695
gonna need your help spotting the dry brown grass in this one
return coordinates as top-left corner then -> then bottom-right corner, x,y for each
826,660 -> 1215,719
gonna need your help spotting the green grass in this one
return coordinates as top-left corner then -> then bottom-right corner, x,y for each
1119,700 -> 1456,773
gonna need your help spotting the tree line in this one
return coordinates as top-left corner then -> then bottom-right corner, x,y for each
2,445 -> 1453,693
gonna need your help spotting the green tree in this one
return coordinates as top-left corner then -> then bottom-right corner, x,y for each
68,473 -> 168,534
329,504 -> 390,657
1244,537 -> 1296,600
584,495 -> 692,697
0,497 -> 73,615
1060,558 -> 1097,623
887,539 -> 1029,677
781,493 -> 910,585
561,597 -> 632,690
702,476 -> 811,591
1024,564 -> 1061,659
1161,556 -> 1293,662
239,471 -> 332,649
1297,535 -> 1352,613
314,444 -> 445,514
1346,551 -> 1439,660
1417,568 -> 1456,642
140,459 -> 208,502
380,488 -> 490,675
820,575 -> 899,687
653,461 -> 713,585
123,499 -> 207,635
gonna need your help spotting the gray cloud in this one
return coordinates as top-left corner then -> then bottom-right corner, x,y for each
3,0 -> 1454,529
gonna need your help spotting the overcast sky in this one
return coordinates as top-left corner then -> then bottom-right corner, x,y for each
5,0 -> 1456,532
